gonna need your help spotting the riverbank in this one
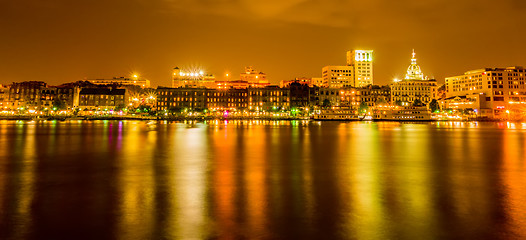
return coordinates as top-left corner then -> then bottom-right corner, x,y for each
0,115 -> 310,121
0,115 -> 511,122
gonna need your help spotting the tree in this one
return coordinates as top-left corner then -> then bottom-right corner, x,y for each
52,98 -> 66,110
322,99 -> 331,108
375,98 -> 387,106
114,104 -> 126,112
428,99 -> 439,112
136,104 -> 151,113
395,100 -> 403,106
168,106 -> 183,114
359,102 -> 369,113
412,99 -> 423,107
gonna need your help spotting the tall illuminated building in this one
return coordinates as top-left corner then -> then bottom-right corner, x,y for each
347,50 -> 373,87
172,67 -> 216,88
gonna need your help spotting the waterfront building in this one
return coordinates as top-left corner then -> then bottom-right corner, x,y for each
317,88 -> 342,107
0,85 -> 7,109
87,76 -> 150,88
78,88 -> 127,110
5,81 -> 47,110
391,50 -> 437,106
322,66 -> 354,88
156,87 -> 248,111
347,50 -> 374,87
156,87 -> 207,111
125,86 -> 157,109
339,87 -> 361,108
445,66 -> 526,118
248,86 -> 289,110
172,67 -> 216,88
338,85 -> 391,109
207,88 -> 248,110
358,85 -> 391,107
40,86 -> 78,110
290,82 -> 316,107
155,83 -> 347,113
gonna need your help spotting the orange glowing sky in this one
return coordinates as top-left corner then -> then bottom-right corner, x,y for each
1,0 -> 526,87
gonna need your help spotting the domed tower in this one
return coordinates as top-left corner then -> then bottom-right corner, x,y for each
404,50 -> 426,80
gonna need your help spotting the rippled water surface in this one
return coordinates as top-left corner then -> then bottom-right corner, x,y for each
0,120 -> 525,239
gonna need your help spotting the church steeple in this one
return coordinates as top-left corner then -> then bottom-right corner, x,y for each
404,49 -> 426,80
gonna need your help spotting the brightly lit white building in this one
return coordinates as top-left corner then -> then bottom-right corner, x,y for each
347,50 -> 373,87
391,50 -> 437,106
172,67 -> 216,88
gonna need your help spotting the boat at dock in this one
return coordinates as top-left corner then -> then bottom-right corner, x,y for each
312,108 -> 363,121
372,106 -> 433,121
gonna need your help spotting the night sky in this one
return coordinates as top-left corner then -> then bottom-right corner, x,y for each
1,0 -> 525,87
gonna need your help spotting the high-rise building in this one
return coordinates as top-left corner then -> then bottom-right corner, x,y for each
347,50 -> 373,87
391,50 -> 437,106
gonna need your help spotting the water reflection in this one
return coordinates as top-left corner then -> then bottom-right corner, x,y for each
0,120 -> 525,239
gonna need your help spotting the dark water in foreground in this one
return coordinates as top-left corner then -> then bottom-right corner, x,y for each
0,120 -> 525,239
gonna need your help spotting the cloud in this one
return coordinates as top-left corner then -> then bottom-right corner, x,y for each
156,0 -> 524,30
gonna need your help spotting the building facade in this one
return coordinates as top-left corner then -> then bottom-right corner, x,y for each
248,86 -> 289,110
40,86 -> 78,110
358,85 -> 391,107
207,88 -> 248,110
322,66 -> 354,88
317,88 -> 341,107
445,66 -> 526,117
5,81 -> 47,110
78,88 -> 127,110
156,87 -> 207,111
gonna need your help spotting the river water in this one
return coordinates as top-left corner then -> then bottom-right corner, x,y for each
0,120 -> 525,239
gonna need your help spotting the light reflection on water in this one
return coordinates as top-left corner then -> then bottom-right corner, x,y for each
0,120 -> 525,239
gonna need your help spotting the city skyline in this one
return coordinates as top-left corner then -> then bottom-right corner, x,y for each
2,0 -> 526,86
